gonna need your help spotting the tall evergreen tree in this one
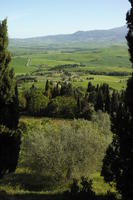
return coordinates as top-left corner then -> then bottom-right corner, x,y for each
102,1 -> 133,199
45,80 -> 49,92
87,82 -> 95,93
126,0 -> 133,116
0,19 -> 19,129
95,89 -> 104,111
102,84 -> 111,113
0,19 -> 20,178
126,0 -> 133,117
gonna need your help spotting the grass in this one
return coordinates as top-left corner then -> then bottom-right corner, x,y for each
17,74 -> 129,91
90,172 -> 116,195
10,45 -> 132,91
0,167 -> 115,199
9,44 -> 133,92
72,75 -> 129,90
11,46 -> 131,74
10,56 -> 35,75
0,170 -> 115,194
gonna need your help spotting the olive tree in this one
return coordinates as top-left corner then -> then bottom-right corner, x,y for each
21,113 -> 112,181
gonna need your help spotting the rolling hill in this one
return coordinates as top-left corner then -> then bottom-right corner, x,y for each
10,26 -> 127,47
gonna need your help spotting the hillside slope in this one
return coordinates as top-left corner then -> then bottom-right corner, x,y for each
9,26 -> 127,50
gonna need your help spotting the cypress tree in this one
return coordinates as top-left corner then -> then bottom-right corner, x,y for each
52,83 -> 60,98
110,90 -> 119,114
103,84 -> 111,113
87,82 -> 95,93
44,80 -> 52,98
126,0 -> 133,66
0,19 -> 20,178
45,79 -> 49,92
126,0 -> 133,116
102,1 -> 133,199
0,19 -> 19,129
95,89 -> 104,111
88,90 -> 97,105
76,95 -> 81,117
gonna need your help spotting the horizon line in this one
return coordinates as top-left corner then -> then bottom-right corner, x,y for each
9,24 -> 127,40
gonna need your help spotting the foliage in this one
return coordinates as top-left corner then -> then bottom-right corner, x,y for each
25,85 -> 49,116
0,125 -> 21,178
21,80 -> 119,120
69,177 -> 95,200
102,1 -> 133,200
47,96 -> 77,118
20,115 -> 112,181
0,19 -> 19,129
0,19 -> 21,179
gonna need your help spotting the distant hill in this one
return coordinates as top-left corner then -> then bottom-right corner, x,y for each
9,26 -> 128,51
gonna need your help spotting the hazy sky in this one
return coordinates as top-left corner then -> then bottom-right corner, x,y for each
0,0 -> 131,38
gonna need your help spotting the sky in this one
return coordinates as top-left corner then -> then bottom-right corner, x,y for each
0,0 -> 131,38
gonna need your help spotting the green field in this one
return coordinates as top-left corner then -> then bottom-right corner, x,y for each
10,45 -> 132,91
11,46 -> 131,73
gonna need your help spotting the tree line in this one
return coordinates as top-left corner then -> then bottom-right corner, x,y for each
20,80 -> 124,121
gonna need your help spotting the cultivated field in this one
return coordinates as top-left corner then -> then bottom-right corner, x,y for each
10,45 -> 132,91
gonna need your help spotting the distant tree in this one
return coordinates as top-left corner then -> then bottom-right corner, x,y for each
0,19 -> 21,178
80,99 -> 94,120
110,90 -> 119,115
86,83 -> 111,113
19,92 -> 27,112
73,87 -> 84,100
87,82 -> 95,93
88,90 -> 97,106
76,96 -> 81,117
95,89 -> 104,111
44,80 -> 52,98
60,82 -> 73,96
104,91 -> 111,113
45,80 -> 49,92
52,83 -> 60,98
102,84 -> 111,113
25,86 -> 49,116
47,96 -> 77,118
